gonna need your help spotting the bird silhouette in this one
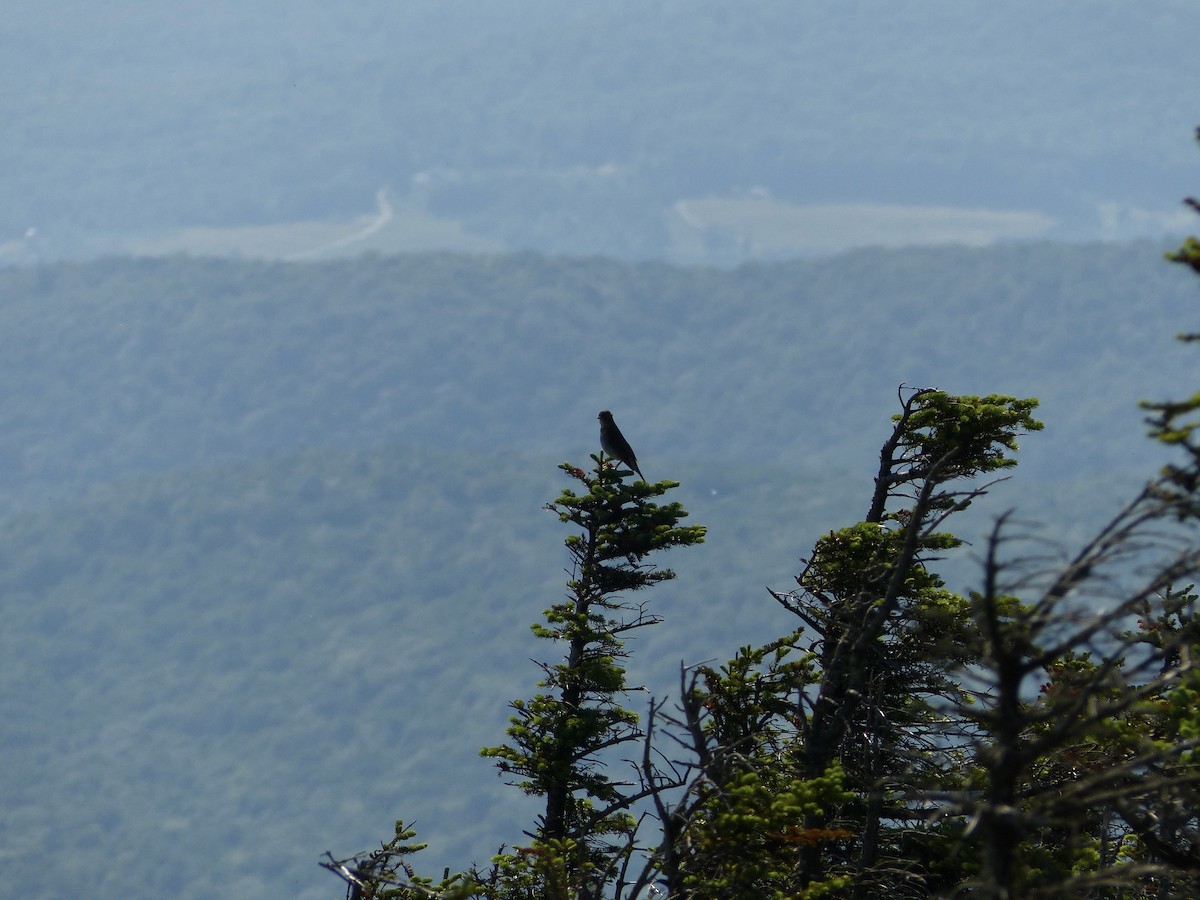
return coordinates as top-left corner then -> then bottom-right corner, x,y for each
598,410 -> 645,482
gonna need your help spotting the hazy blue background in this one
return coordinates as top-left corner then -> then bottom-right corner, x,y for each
3,0 -> 1198,265
3,3 -> 1200,898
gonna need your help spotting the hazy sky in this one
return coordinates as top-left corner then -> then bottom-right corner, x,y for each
5,1 -> 1199,261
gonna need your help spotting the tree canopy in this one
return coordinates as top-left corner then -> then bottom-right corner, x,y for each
327,136 -> 1200,898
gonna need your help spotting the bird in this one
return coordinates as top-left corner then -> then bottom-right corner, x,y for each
598,410 -> 645,482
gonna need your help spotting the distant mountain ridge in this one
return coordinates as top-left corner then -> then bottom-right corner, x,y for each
2,0 -> 1196,260
0,241 -> 1194,515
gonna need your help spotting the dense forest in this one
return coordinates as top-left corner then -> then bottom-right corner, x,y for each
1,241 -> 1195,515
3,237 -> 1200,897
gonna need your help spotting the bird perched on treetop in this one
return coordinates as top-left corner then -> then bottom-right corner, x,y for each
598,410 -> 645,482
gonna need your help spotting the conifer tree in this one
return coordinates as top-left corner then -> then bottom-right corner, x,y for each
324,456 -> 703,900
476,454 -> 704,898
942,133 -> 1200,898
646,390 -> 1044,897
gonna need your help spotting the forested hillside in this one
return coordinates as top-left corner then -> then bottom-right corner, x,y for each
2,240 -> 1197,897
1,241 -> 1195,514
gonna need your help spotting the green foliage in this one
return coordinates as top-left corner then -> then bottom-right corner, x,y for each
321,821 -> 477,900
801,522 -> 956,599
478,839 -> 596,900
552,461 -> 706,594
769,391 -> 1044,892
480,458 -> 704,891
1147,143 -> 1200,496
951,167 -> 1200,893
892,390 -> 1043,479
336,355 -> 1200,898
961,591 -> 1200,898
678,766 -> 854,900
659,644 -> 855,897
